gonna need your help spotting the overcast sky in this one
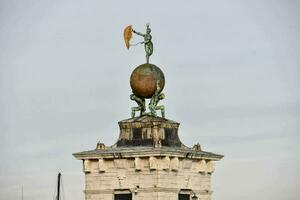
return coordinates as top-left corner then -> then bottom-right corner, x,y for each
1,0 -> 300,200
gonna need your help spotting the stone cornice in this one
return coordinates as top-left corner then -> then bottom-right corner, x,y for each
73,146 -> 223,161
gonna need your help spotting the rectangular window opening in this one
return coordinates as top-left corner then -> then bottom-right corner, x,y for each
114,190 -> 132,200
178,193 -> 190,200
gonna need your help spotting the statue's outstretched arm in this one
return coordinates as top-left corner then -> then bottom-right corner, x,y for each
133,29 -> 145,37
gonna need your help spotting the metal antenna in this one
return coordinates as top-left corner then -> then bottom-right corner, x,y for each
56,172 -> 61,200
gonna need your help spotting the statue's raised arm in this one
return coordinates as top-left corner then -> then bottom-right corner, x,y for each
132,29 -> 145,37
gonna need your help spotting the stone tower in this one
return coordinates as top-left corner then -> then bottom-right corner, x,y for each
73,114 -> 223,200
73,25 -> 223,200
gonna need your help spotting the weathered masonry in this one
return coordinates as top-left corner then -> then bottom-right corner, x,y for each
73,115 -> 223,200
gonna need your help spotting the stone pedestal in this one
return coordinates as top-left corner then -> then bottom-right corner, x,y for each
73,115 -> 223,200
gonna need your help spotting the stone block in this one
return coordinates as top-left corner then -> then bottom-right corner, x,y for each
159,156 -> 170,170
98,158 -> 107,172
135,157 -> 142,171
206,161 -> 215,173
84,159 -> 91,172
198,159 -> 206,173
149,156 -> 158,170
170,157 -> 179,171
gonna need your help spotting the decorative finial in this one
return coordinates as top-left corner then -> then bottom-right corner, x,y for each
193,143 -> 202,151
124,24 -> 153,63
96,141 -> 106,150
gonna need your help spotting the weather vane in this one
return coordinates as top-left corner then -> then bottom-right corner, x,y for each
124,24 -> 165,118
124,23 -> 153,64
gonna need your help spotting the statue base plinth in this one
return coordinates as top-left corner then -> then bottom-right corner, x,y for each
117,115 -> 182,147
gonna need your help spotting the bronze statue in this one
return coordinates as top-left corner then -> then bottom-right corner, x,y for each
149,80 -> 165,118
124,24 -> 153,63
124,24 -> 165,118
130,94 -> 146,118
132,24 -> 153,64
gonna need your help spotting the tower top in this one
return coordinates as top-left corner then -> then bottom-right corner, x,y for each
125,24 -> 165,118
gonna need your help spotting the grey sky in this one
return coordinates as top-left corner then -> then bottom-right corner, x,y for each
0,0 -> 299,200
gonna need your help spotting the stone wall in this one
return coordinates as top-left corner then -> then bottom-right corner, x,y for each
82,156 -> 215,200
